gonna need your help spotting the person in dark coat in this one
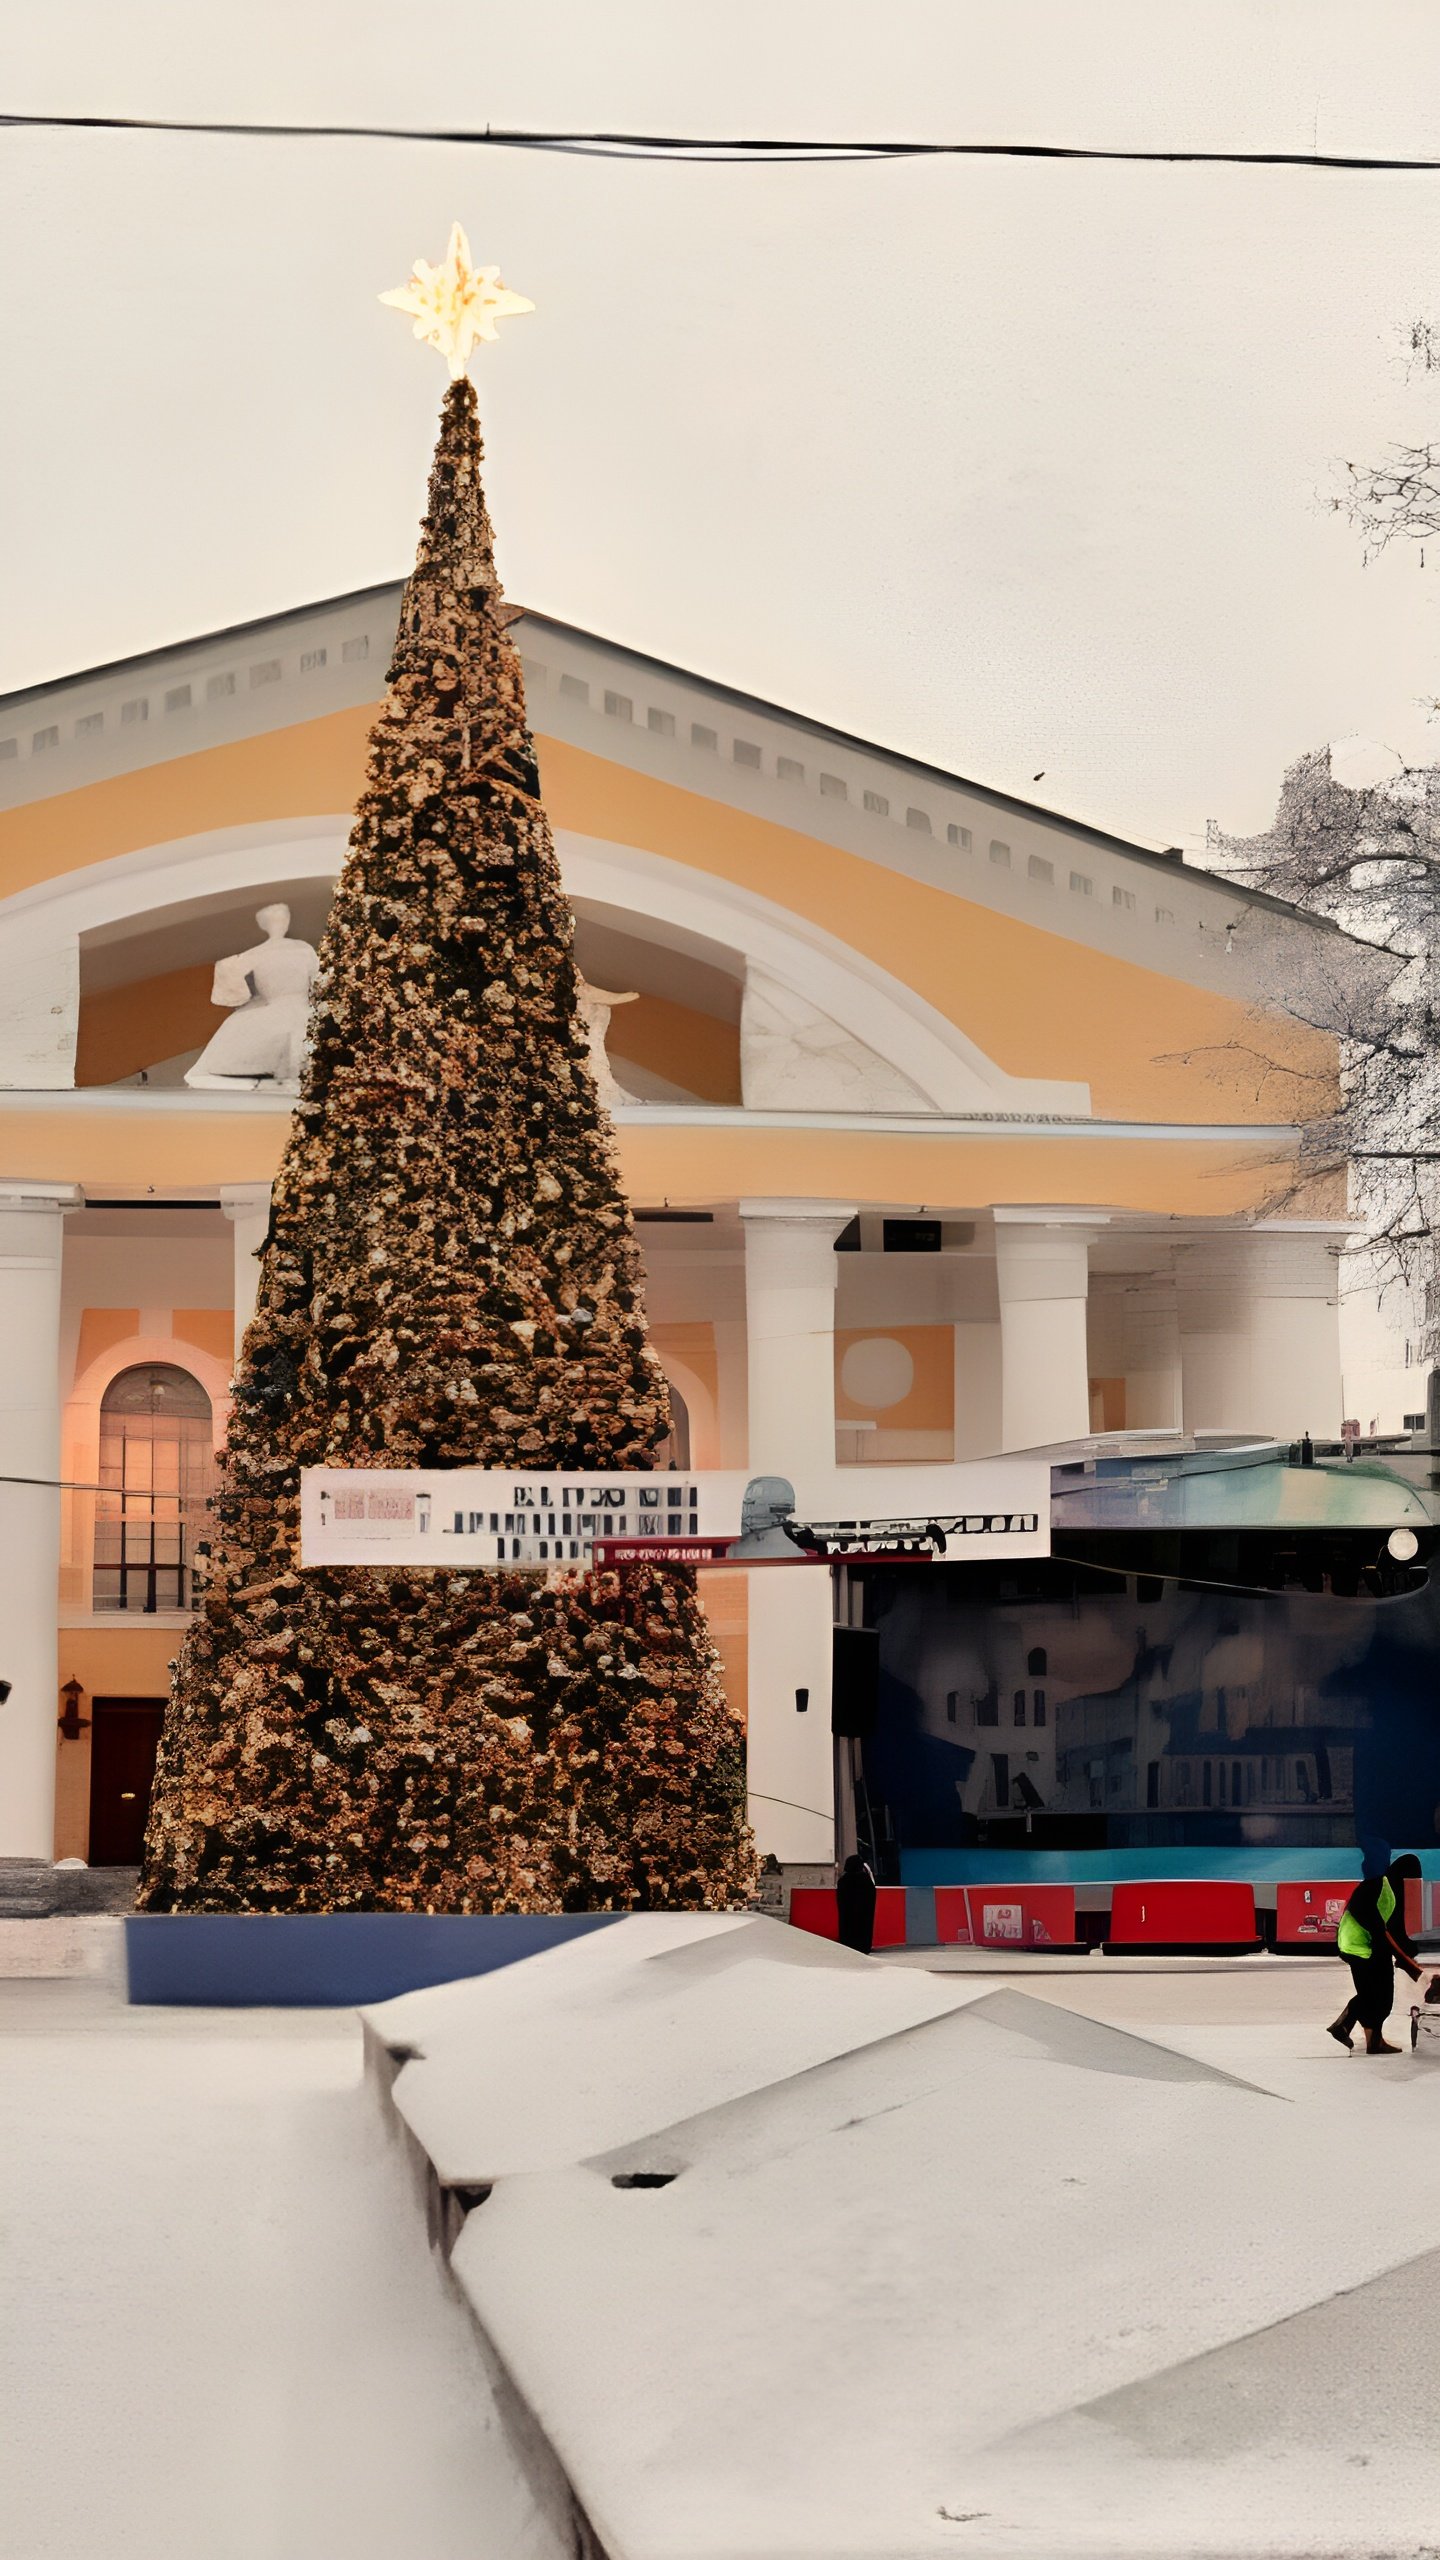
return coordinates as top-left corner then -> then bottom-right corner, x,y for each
1329,1851 -> 1426,2053
836,1853 -> 878,1955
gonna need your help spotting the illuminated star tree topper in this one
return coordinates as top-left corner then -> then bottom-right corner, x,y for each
380,222 -> 534,377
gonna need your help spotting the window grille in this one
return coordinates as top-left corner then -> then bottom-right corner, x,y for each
92,1364 -> 214,1616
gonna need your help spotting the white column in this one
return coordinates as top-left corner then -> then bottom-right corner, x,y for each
1121,1267 -> 1183,1431
993,1213 -> 1102,1451
740,1200 -> 855,1866
740,1200 -> 855,1481
1178,1229 -> 1344,1439
0,1185 -> 81,1860
221,1182 -> 272,1360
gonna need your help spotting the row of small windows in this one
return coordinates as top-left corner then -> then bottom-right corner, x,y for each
1,634 -> 372,758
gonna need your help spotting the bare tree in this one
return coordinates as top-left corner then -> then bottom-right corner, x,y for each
1207,752 -> 1440,1403
1333,318 -> 1440,571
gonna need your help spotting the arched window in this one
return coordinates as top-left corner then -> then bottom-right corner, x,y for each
93,1363 -> 214,1615
1026,1646 -> 1047,1677
654,1384 -> 692,1471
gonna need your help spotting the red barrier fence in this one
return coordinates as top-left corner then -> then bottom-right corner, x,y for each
1105,1879 -> 1262,1956
788,1875 -> 1432,1955
966,1885 -> 1082,1952
789,1886 -> 908,1948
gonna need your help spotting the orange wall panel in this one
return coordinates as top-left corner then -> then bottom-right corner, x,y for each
75,1307 -> 141,1387
0,1104 -> 1337,1223
608,992 -> 741,1104
835,1325 -> 955,1430
76,963 -> 219,1086
173,1308 -> 234,1366
696,1568 -> 748,1729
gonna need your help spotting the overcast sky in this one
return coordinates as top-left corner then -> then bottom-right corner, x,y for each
7,2 -> 1440,847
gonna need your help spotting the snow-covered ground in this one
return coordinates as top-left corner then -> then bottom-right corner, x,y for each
366,1919 -> 1440,2560
0,1975 -> 566,2560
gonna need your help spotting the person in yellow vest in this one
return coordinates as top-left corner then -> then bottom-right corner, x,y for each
1329,1852 -> 1426,2054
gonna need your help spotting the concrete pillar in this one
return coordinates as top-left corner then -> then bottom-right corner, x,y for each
740,1200 -> 855,1480
0,1185 -> 81,1860
740,1200 -> 854,1866
1121,1269 -> 1183,1431
221,1182 -> 272,1361
1177,1230 -> 1344,1440
993,1213 -> 1102,1451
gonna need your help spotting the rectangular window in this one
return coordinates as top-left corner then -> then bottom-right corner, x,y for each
777,755 -> 804,781
864,788 -> 890,816
121,698 -> 149,725
250,660 -> 281,688
1405,1411 -> 1425,1430
1032,1690 -> 1046,1726
989,839 -> 1011,867
647,706 -> 675,736
1155,905 -> 1175,923
1113,886 -> 1136,910
976,1692 -> 999,1728
32,725 -> 59,749
947,822 -> 972,850
300,648 -> 327,673
206,672 -> 235,702
906,806 -> 932,833
692,723 -> 718,750
164,685 -> 192,713
559,673 -> 589,703
733,738 -> 761,768
603,690 -> 633,720
76,711 -> 103,736
946,1689 -> 959,1725
341,635 -> 369,663
1013,1689 -> 1026,1726
1070,871 -> 1092,895
0,737 -> 17,759
1027,854 -> 1053,884
819,772 -> 847,799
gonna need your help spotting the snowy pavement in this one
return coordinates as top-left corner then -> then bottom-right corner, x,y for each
0,1975 -> 566,2560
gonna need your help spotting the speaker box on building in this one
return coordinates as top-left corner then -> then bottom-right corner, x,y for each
831,1625 -> 880,1737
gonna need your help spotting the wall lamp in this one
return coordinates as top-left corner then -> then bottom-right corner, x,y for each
57,1677 -> 89,1742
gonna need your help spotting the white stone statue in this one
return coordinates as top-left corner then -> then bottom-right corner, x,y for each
184,905 -> 321,1094
576,976 -> 639,1106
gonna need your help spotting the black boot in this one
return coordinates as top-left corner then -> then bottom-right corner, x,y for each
1328,2000 -> 1359,2049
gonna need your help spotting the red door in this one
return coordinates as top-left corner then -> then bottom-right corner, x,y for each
88,1699 -> 166,1866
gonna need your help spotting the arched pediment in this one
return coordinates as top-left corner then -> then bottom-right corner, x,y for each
0,818 -> 1091,1117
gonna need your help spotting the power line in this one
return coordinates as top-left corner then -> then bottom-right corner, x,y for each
3,113 -> 1440,173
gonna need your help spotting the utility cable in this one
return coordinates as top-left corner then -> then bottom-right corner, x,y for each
3,114 -> 1440,174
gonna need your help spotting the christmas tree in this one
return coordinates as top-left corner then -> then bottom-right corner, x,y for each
140,233 -> 755,1914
